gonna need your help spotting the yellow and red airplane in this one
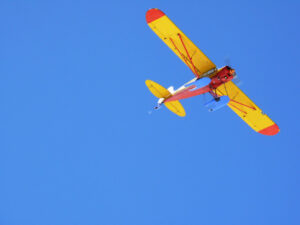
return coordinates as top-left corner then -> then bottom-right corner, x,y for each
145,8 -> 279,135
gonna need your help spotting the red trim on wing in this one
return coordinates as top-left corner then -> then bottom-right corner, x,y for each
146,9 -> 165,23
258,124 -> 280,136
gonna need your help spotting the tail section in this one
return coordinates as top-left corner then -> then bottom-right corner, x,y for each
145,80 -> 186,117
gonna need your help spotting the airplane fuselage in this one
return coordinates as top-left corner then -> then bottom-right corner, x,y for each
164,66 -> 235,103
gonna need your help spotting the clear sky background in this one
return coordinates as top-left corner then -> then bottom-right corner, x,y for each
1,1 -> 299,225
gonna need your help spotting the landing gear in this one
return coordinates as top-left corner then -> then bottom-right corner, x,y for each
154,98 -> 164,110
154,103 -> 162,110
209,89 -> 220,101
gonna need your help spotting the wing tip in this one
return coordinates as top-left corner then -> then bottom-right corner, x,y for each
146,8 -> 165,24
179,112 -> 186,117
258,123 -> 280,136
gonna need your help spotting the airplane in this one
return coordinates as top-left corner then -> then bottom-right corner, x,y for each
145,8 -> 280,135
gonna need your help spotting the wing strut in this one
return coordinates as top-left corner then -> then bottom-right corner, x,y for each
228,103 -> 248,114
169,36 -> 199,77
215,88 -> 256,111
177,33 -> 199,77
230,99 -> 256,110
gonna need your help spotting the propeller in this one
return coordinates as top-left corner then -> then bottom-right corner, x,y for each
224,56 -> 242,86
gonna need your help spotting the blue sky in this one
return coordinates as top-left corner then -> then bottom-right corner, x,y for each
1,1 -> 299,225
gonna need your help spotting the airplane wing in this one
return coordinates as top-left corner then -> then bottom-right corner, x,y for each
215,81 -> 279,135
146,8 -> 216,78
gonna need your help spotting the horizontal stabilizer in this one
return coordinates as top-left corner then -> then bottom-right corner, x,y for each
165,101 -> 186,117
145,80 -> 171,98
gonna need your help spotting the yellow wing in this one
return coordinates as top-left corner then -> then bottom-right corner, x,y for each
215,81 -> 279,135
146,8 -> 216,78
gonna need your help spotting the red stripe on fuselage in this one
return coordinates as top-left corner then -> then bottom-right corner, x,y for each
164,85 -> 210,102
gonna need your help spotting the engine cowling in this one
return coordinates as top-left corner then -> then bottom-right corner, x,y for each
210,66 -> 235,89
